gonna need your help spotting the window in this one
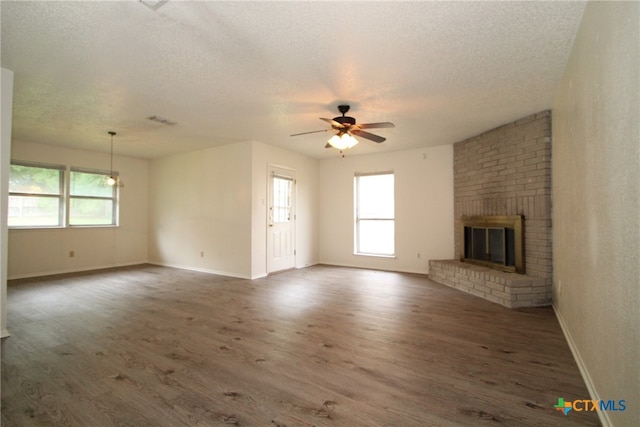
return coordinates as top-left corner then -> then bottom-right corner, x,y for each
9,162 -> 65,227
354,172 -> 395,256
8,161 -> 118,228
272,175 -> 293,223
70,169 -> 117,226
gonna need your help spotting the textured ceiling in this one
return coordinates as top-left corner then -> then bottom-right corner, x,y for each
1,1 -> 586,159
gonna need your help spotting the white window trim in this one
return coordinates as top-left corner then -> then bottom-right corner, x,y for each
69,167 -> 119,227
354,171 -> 396,257
8,161 -> 66,228
9,161 -> 120,229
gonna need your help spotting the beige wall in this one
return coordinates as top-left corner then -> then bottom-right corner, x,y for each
250,141 -> 319,278
148,141 -> 319,279
8,140 -> 149,279
7,136 -> 454,280
318,145 -> 454,274
552,2 -> 639,426
148,142 -> 253,278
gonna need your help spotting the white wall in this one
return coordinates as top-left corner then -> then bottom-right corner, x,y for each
251,141 -> 319,278
318,145 -> 454,274
552,2 -> 639,426
1,68 -> 14,337
148,140 -> 319,280
148,142 -> 253,278
8,140 -> 149,279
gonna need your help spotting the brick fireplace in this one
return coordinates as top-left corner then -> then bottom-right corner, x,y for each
430,111 -> 552,308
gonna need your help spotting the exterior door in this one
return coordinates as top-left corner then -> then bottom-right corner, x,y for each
267,166 -> 295,273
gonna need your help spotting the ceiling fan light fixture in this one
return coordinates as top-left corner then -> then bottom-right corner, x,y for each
328,133 -> 358,150
291,105 -> 393,150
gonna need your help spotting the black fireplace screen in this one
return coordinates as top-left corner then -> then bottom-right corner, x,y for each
460,216 -> 524,273
464,226 -> 515,267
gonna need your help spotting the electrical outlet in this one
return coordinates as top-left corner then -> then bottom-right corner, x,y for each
557,280 -> 562,294
200,251 -> 204,258
417,253 -> 421,258
69,250 -> 75,258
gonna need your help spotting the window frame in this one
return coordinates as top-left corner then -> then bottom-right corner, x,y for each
8,161 -> 119,229
8,161 -> 66,228
69,167 -> 119,227
271,173 -> 294,224
354,171 -> 396,257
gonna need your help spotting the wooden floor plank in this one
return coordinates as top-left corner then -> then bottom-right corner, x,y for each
2,264 -> 599,426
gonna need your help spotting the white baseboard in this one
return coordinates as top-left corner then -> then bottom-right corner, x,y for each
317,261 -> 429,276
149,261 -> 323,280
7,261 -> 147,281
553,304 -> 611,427
147,262 -> 252,280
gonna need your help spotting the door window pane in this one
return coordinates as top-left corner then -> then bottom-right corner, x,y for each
272,176 -> 293,223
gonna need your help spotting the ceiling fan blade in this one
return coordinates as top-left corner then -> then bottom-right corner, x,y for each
356,122 -> 395,129
320,117 -> 346,128
352,129 -> 386,143
290,129 -> 330,137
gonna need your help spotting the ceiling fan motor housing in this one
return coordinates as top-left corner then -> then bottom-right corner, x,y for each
333,104 -> 356,128
333,116 -> 356,127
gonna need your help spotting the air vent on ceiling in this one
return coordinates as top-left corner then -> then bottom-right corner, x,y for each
140,0 -> 169,11
147,115 -> 177,126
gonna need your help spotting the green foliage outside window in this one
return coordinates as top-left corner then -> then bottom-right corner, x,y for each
70,171 -> 113,197
9,163 -> 64,226
9,164 -> 62,195
70,170 -> 117,225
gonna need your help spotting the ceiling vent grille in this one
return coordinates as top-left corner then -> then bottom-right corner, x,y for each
147,115 -> 177,126
140,0 -> 169,11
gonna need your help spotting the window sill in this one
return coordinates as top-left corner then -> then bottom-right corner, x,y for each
69,225 -> 119,229
9,226 -> 65,230
9,225 -> 119,230
353,253 -> 397,259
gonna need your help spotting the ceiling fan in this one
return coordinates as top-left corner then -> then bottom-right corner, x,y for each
290,105 -> 395,151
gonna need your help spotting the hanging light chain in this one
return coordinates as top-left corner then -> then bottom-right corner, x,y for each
107,131 -> 117,186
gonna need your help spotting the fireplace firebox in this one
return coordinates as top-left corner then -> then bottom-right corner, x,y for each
460,215 -> 524,273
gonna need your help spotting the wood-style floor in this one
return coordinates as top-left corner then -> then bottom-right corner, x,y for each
2,264 -> 599,426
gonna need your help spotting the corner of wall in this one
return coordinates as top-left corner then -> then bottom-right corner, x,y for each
1,68 -> 15,338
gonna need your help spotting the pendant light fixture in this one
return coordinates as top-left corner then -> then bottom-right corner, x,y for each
107,131 -> 123,187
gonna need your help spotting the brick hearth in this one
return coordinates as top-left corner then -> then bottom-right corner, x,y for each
429,260 -> 550,308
